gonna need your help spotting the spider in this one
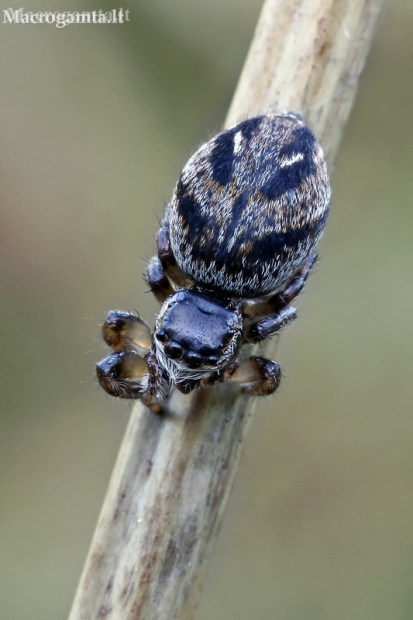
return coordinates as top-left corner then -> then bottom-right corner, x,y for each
96,113 -> 330,412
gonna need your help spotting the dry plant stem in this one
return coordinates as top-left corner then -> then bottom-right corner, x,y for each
69,0 -> 386,618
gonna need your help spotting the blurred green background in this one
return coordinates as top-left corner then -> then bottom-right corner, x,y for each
0,1 -> 412,618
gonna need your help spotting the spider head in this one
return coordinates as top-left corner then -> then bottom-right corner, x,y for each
154,288 -> 243,378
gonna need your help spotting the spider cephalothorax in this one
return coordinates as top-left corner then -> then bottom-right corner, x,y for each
96,113 -> 331,410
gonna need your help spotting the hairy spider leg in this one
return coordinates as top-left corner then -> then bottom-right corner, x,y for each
97,311 -> 168,411
144,206 -> 191,303
225,356 -> 282,396
242,253 -> 317,342
102,310 -> 152,352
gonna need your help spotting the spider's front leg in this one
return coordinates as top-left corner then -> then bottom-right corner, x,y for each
243,253 -> 317,343
96,311 -> 168,412
102,310 -> 152,353
97,350 -> 150,399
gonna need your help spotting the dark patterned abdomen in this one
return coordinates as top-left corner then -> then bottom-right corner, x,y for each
168,113 -> 331,298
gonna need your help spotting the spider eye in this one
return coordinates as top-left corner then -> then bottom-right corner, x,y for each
164,340 -> 183,359
205,354 -> 219,366
155,329 -> 167,342
184,351 -> 202,368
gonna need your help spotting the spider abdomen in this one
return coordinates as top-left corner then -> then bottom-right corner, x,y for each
168,113 -> 330,298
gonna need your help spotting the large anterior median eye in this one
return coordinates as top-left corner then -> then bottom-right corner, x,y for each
183,351 -> 202,368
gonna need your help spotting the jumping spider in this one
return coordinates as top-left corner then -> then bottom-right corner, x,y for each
96,113 -> 330,411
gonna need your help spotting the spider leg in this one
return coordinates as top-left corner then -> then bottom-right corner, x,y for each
156,205 -> 192,286
96,351 -> 150,399
225,356 -> 281,396
143,208 -> 192,303
102,310 -> 152,353
99,311 -> 170,411
96,350 -> 168,413
242,253 -> 317,321
275,251 -> 317,305
144,256 -> 175,304
242,253 -> 317,343
244,305 -> 297,343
